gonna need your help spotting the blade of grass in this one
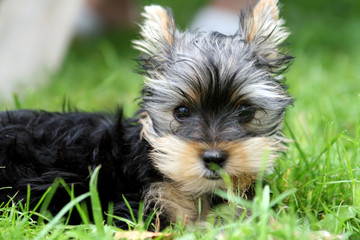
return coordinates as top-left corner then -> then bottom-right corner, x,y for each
58,178 -> 90,225
12,94 -> 22,109
89,165 -> 105,236
144,208 -> 158,231
64,184 -> 75,225
34,192 -> 90,240
339,139 -> 356,207
106,201 -> 114,226
122,194 -> 136,224
137,201 -> 144,228
27,187 -> 53,220
110,215 -> 137,229
310,132 -> 343,168
285,120 -> 309,168
38,179 -> 60,224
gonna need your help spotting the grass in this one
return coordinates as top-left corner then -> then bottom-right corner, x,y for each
1,0 -> 360,239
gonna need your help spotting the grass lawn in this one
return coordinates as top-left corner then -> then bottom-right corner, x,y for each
1,0 -> 360,239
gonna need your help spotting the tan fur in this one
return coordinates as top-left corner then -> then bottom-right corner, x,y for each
132,5 -> 176,56
139,113 -> 282,223
144,182 -> 213,226
247,0 -> 279,42
148,6 -> 175,45
253,0 -> 279,21
221,137 -> 280,174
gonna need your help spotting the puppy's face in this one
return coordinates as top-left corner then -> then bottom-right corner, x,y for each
135,0 -> 292,195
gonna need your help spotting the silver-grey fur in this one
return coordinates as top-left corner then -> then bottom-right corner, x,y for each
134,1 -> 292,140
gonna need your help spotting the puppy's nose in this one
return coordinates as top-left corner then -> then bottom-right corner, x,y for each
202,149 -> 228,168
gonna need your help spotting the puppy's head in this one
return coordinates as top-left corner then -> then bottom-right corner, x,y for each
134,0 -> 293,196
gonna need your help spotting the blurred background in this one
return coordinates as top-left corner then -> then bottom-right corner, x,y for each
0,0 -> 359,135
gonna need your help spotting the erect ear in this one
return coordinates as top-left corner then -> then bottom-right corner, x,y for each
133,5 -> 176,57
244,0 -> 289,62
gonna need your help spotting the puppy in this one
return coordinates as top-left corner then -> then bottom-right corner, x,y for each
0,0 -> 292,230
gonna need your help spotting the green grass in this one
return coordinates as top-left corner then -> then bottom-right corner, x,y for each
1,0 -> 360,239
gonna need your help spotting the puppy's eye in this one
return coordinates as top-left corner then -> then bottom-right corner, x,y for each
174,106 -> 191,121
238,105 -> 255,123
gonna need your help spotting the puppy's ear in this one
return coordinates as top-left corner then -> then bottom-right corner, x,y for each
243,0 -> 290,63
133,5 -> 176,58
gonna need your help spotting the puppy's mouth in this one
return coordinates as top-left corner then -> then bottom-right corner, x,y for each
203,169 -> 222,180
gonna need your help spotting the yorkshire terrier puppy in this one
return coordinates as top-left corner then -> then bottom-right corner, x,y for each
0,0 -> 292,229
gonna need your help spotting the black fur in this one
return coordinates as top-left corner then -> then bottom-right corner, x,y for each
0,110 -> 165,228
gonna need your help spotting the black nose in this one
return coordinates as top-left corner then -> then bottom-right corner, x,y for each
202,149 -> 228,169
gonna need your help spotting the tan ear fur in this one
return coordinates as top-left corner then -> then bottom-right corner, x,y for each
144,5 -> 175,45
133,5 -> 176,56
253,0 -> 279,21
246,0 -> 285,43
